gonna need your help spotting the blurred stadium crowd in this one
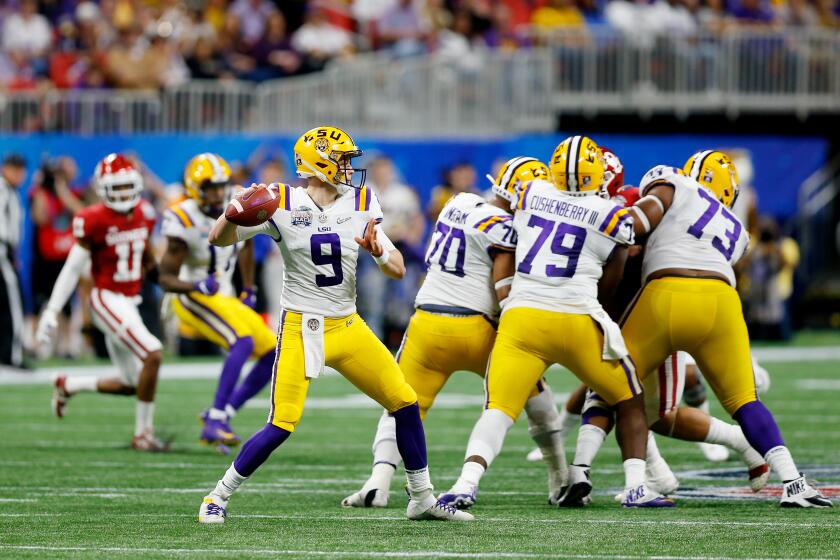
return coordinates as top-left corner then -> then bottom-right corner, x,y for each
2,0 -> 839,90
0,146 -> 800,369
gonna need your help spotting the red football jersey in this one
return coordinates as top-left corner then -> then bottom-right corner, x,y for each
72,200 -> 157,296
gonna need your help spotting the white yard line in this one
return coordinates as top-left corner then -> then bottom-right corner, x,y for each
0,509 -> 838,529
2,344 -> 840,387
0,545 -> 830,560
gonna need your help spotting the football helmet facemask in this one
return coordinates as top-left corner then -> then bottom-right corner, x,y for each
94,153 -> 143,213
684,150 -> 740,208
183,153 -> 233,218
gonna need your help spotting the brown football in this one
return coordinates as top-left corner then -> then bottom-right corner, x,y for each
225,183 -> 280,227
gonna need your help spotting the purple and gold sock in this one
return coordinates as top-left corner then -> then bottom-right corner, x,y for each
733,400 -> 784,456
392,403 -> 427,471
233,423 -> 290,477
228,350 -> 275,411
213,336 -> 254,412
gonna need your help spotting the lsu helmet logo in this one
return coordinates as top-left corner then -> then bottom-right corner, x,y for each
487,157 -> 550,205
549,136 -> 605,196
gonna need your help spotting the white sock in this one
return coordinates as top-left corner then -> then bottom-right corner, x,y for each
645,431 -> 662,462
405,466 -> 433,499
705,417 -> 763,468
525,386 -> 567,479
213,464 -> 247,500
699,400 -> 711,414
134,400 -> 154,436
765,445 -> 800,482
645,432 -> 673,478
572,424 -> 606,467
65,376 -> 98,394
452,409 -> 514,492
225,404 -> 237,419
372,412 -> 402,467
208,407 -> 226,421
364,462 -> 396,492
624,458 -> 646,489
463,408 -> 514,466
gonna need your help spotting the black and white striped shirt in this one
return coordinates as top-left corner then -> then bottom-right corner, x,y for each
0,177 -> 21,251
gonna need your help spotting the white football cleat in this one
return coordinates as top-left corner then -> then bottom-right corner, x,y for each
697,442 -> 730,462
341,487 -> 389,508
622,484 -> 676,508
407,495 -> 474,521
547,466 -> 568,505
131,430 -> 171,452
526,447 -> 543,462
52,375 -> 70,419
198,494 -> 228,523
749,464 -> 770,492
780,476 -> 833,508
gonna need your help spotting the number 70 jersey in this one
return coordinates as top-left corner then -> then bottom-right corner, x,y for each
505,179 -> 635,314
642,171 -> 749,287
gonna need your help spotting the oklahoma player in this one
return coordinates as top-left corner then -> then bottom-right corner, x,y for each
36,154 -> 167,451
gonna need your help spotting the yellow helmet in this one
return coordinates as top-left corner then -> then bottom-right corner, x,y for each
183,153 -> 232,204
294,125 -> 364,194
549,135 -> 605,195
684,150 -> 740,208
487,157 -> 550,204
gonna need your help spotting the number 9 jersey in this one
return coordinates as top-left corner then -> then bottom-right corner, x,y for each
241,184 -> 384,317
640,169 -> 749,287
506,179 -> 635,314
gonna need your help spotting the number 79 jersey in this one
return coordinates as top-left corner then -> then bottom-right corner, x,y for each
414,193 -> 517,318
72,200 -> 157,297
252,184 -> 384,318
505,179 -> 635,314
641,170 -> 749,287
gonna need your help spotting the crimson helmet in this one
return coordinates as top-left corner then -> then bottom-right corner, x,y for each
600,146 -> 625,198
94,154 -> 143,213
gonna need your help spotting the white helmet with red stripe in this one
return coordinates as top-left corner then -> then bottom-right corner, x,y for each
94,153 -> 144,213
600,146 -> 625,198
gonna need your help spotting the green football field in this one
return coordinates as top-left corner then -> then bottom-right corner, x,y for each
2,338 -> 840,559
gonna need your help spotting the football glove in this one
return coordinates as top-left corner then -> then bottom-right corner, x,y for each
36,308 -> 59,345
239,287 -> 257,309
193,276 -> 220,296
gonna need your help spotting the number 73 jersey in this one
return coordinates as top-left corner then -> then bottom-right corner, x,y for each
71,200 -> 157,297
506,179 -> 635,314
642,171 -> 749,287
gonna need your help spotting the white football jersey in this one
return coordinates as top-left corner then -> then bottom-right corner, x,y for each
162,198 -> 240,296
243,184 -> 383,317
505,179 -> 635,314
415,193 -> 517,318
641,169 -> 749,287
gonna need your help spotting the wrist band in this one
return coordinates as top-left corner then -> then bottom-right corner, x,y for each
494,277 -> 514,290
374,250 -> 390,266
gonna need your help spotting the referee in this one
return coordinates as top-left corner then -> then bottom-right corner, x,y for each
0,154 -> 26,368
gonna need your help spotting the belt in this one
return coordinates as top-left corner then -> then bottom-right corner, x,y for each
417,304 -> 482,317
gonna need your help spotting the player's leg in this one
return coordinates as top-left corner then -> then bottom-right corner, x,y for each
225,310 -> 278,418
687,284 -> 830,508
442,308 -> 551,508
342,311 -> 468,508
683,357 -> 731,462
526,383 -> 586,462
174,294 -> 260,446
331,314 -> 472,521
85,289 -> 165,450
523,379 -> 569,504
199,311 -> 304,523
558,313 -> 672,507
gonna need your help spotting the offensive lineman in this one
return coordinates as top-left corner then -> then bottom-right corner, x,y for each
37,154 -> 166,451
622,152 -> 830,507
198,126 -> 472,523
442,136 -> 672,508
343,157 -> 569,509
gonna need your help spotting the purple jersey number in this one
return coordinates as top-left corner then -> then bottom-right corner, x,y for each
311,233 -> 344,287
425,222 -> 466,277
687,188 -> 742,260
517,215 -> 587,278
